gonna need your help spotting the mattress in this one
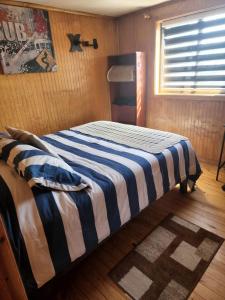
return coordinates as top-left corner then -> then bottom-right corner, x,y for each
0,121 -> 201,293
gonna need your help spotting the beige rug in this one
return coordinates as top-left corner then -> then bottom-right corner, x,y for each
109,214 -> 224,300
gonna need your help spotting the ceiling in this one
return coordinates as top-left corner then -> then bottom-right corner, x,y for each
14,0 -> 171,17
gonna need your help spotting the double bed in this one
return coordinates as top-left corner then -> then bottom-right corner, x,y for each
0,121 -> 201,298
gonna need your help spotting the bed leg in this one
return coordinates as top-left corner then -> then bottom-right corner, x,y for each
180,180 -> 188,194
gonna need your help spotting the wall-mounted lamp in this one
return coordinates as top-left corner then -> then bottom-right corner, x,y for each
67,34 -> 98,52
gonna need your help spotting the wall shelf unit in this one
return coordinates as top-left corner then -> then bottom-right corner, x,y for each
108,52 -> 146,126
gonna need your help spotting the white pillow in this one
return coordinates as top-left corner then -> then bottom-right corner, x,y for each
6,127 -> 59,158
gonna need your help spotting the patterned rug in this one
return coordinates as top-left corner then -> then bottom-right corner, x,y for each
109,214 -> 224,300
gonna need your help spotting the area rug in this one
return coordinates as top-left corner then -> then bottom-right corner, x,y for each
109,214 -> 224,300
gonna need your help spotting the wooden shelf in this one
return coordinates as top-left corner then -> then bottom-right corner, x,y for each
112,104 -> 136,124
108,52 -> 146,126
113,96 -> 136,106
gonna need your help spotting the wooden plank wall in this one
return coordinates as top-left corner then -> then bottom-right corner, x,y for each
0,4 -> 118,135
117,0 -> 225,164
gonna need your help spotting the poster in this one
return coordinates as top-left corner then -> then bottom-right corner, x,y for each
0,4 -> 57,74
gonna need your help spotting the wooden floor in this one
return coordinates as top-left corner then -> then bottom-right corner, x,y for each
31,164 -> 225,299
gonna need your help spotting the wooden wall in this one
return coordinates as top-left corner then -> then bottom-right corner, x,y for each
0,4 -> 118,135
1,0 -> 225,163
117,0 -> 225,163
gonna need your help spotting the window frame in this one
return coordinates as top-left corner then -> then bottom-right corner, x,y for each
155,7 -> 225,96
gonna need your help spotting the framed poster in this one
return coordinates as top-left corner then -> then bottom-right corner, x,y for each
0,4 -> 57,74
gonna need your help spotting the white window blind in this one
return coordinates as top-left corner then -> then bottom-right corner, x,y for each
159,9 -> 225,94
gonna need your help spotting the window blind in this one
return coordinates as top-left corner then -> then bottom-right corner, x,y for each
160,9 -> 225,94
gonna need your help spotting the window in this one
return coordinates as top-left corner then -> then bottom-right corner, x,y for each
157,8 -> 225,95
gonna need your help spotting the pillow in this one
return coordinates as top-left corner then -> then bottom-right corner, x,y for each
0,138 -> 87,192
0,131 -> 10,139
6,126 -> 59,158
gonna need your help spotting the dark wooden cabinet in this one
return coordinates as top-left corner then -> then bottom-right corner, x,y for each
108,52 -> 146,126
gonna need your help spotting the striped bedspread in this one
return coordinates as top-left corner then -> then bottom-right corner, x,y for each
0,121 -> 201,292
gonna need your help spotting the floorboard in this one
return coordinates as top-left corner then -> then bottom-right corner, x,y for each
38,163 -> 225,300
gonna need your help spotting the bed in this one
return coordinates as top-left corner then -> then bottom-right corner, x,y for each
0,121 -> 201,299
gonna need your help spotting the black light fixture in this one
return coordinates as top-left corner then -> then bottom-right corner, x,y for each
67,34 -> 98,52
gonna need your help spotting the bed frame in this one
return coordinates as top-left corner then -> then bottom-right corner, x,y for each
0,181 -> 188,300
0,215 -> 28,300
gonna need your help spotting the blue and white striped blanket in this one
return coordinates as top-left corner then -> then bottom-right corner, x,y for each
0,121 -> 201,292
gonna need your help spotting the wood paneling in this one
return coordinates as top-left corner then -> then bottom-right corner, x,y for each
117,0 -> 225,163
0,4 -> 118,135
